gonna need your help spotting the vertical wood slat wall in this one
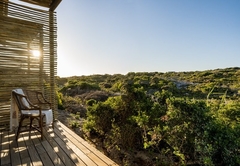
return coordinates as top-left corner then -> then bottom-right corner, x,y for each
0,0 -> 57,130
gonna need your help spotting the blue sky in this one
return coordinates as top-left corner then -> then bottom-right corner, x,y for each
22,0 -> 240,77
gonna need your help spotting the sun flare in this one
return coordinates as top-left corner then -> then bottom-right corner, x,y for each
32,50 -> 40,57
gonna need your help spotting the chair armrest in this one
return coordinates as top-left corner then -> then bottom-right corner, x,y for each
36,91 -> 51,104
25,90 -> 52,108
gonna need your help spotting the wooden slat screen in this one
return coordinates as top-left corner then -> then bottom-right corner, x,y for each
0,0 -> 57,130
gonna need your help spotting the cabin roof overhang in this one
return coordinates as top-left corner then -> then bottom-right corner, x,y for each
19,0 -> 61,11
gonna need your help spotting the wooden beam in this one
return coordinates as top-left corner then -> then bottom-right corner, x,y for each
19,0 -> 62,11
49,0 -> 61,11
20,0 -> 52,8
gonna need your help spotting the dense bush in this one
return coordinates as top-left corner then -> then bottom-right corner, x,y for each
57,68 -> 240,165
82,81 -> 240,165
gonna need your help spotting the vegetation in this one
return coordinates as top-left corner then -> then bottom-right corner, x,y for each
56,67 -> 240,165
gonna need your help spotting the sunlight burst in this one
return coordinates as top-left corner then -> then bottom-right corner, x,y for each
32,50 -> 40,57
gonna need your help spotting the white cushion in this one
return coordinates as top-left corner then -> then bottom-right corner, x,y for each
21,109 -> 53,125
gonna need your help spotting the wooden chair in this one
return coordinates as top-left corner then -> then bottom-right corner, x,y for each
12,89 -> 53,141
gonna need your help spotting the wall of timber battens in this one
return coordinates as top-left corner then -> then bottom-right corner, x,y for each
0,0 -> 57,129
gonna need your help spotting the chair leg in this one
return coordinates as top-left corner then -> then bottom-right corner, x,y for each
52,120 -> 55,129
16,116 -> 24,141
39,116 -> 43,140
29,117 -> 34,139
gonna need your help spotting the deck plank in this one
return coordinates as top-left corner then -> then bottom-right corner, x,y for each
31,131 -> 55,166
0,121 -> 118,166
23,132 -> 43,166
21,157 -> 32,166
9,132 -> 22,166
58,121 -> 117,166
39,152 -> 55,166
35,131 -> 65,166
56,124 -> 107,166
1,131 -> 10,166
53,128 -> 88,166
44,133 -> 75,166
18,133 -> 33,166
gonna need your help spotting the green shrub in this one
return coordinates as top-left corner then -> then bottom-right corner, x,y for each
86,99 -> 96,106
57,70 -> 240,165
57,91 -> 64,109
70,120 -> 80,128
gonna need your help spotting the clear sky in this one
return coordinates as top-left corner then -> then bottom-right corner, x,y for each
14,0 -> 240,77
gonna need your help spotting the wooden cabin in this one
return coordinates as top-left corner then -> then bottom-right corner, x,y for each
0,0 -> 62,130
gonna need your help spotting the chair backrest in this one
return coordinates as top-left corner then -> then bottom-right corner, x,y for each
12,89 -> 33,110
25,90 -> 42,105
24,90 -> 51,109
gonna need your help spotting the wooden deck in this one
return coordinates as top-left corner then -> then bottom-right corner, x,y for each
0,121 -> 118,166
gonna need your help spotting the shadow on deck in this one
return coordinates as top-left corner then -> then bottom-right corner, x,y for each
0,121 -> 118,166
